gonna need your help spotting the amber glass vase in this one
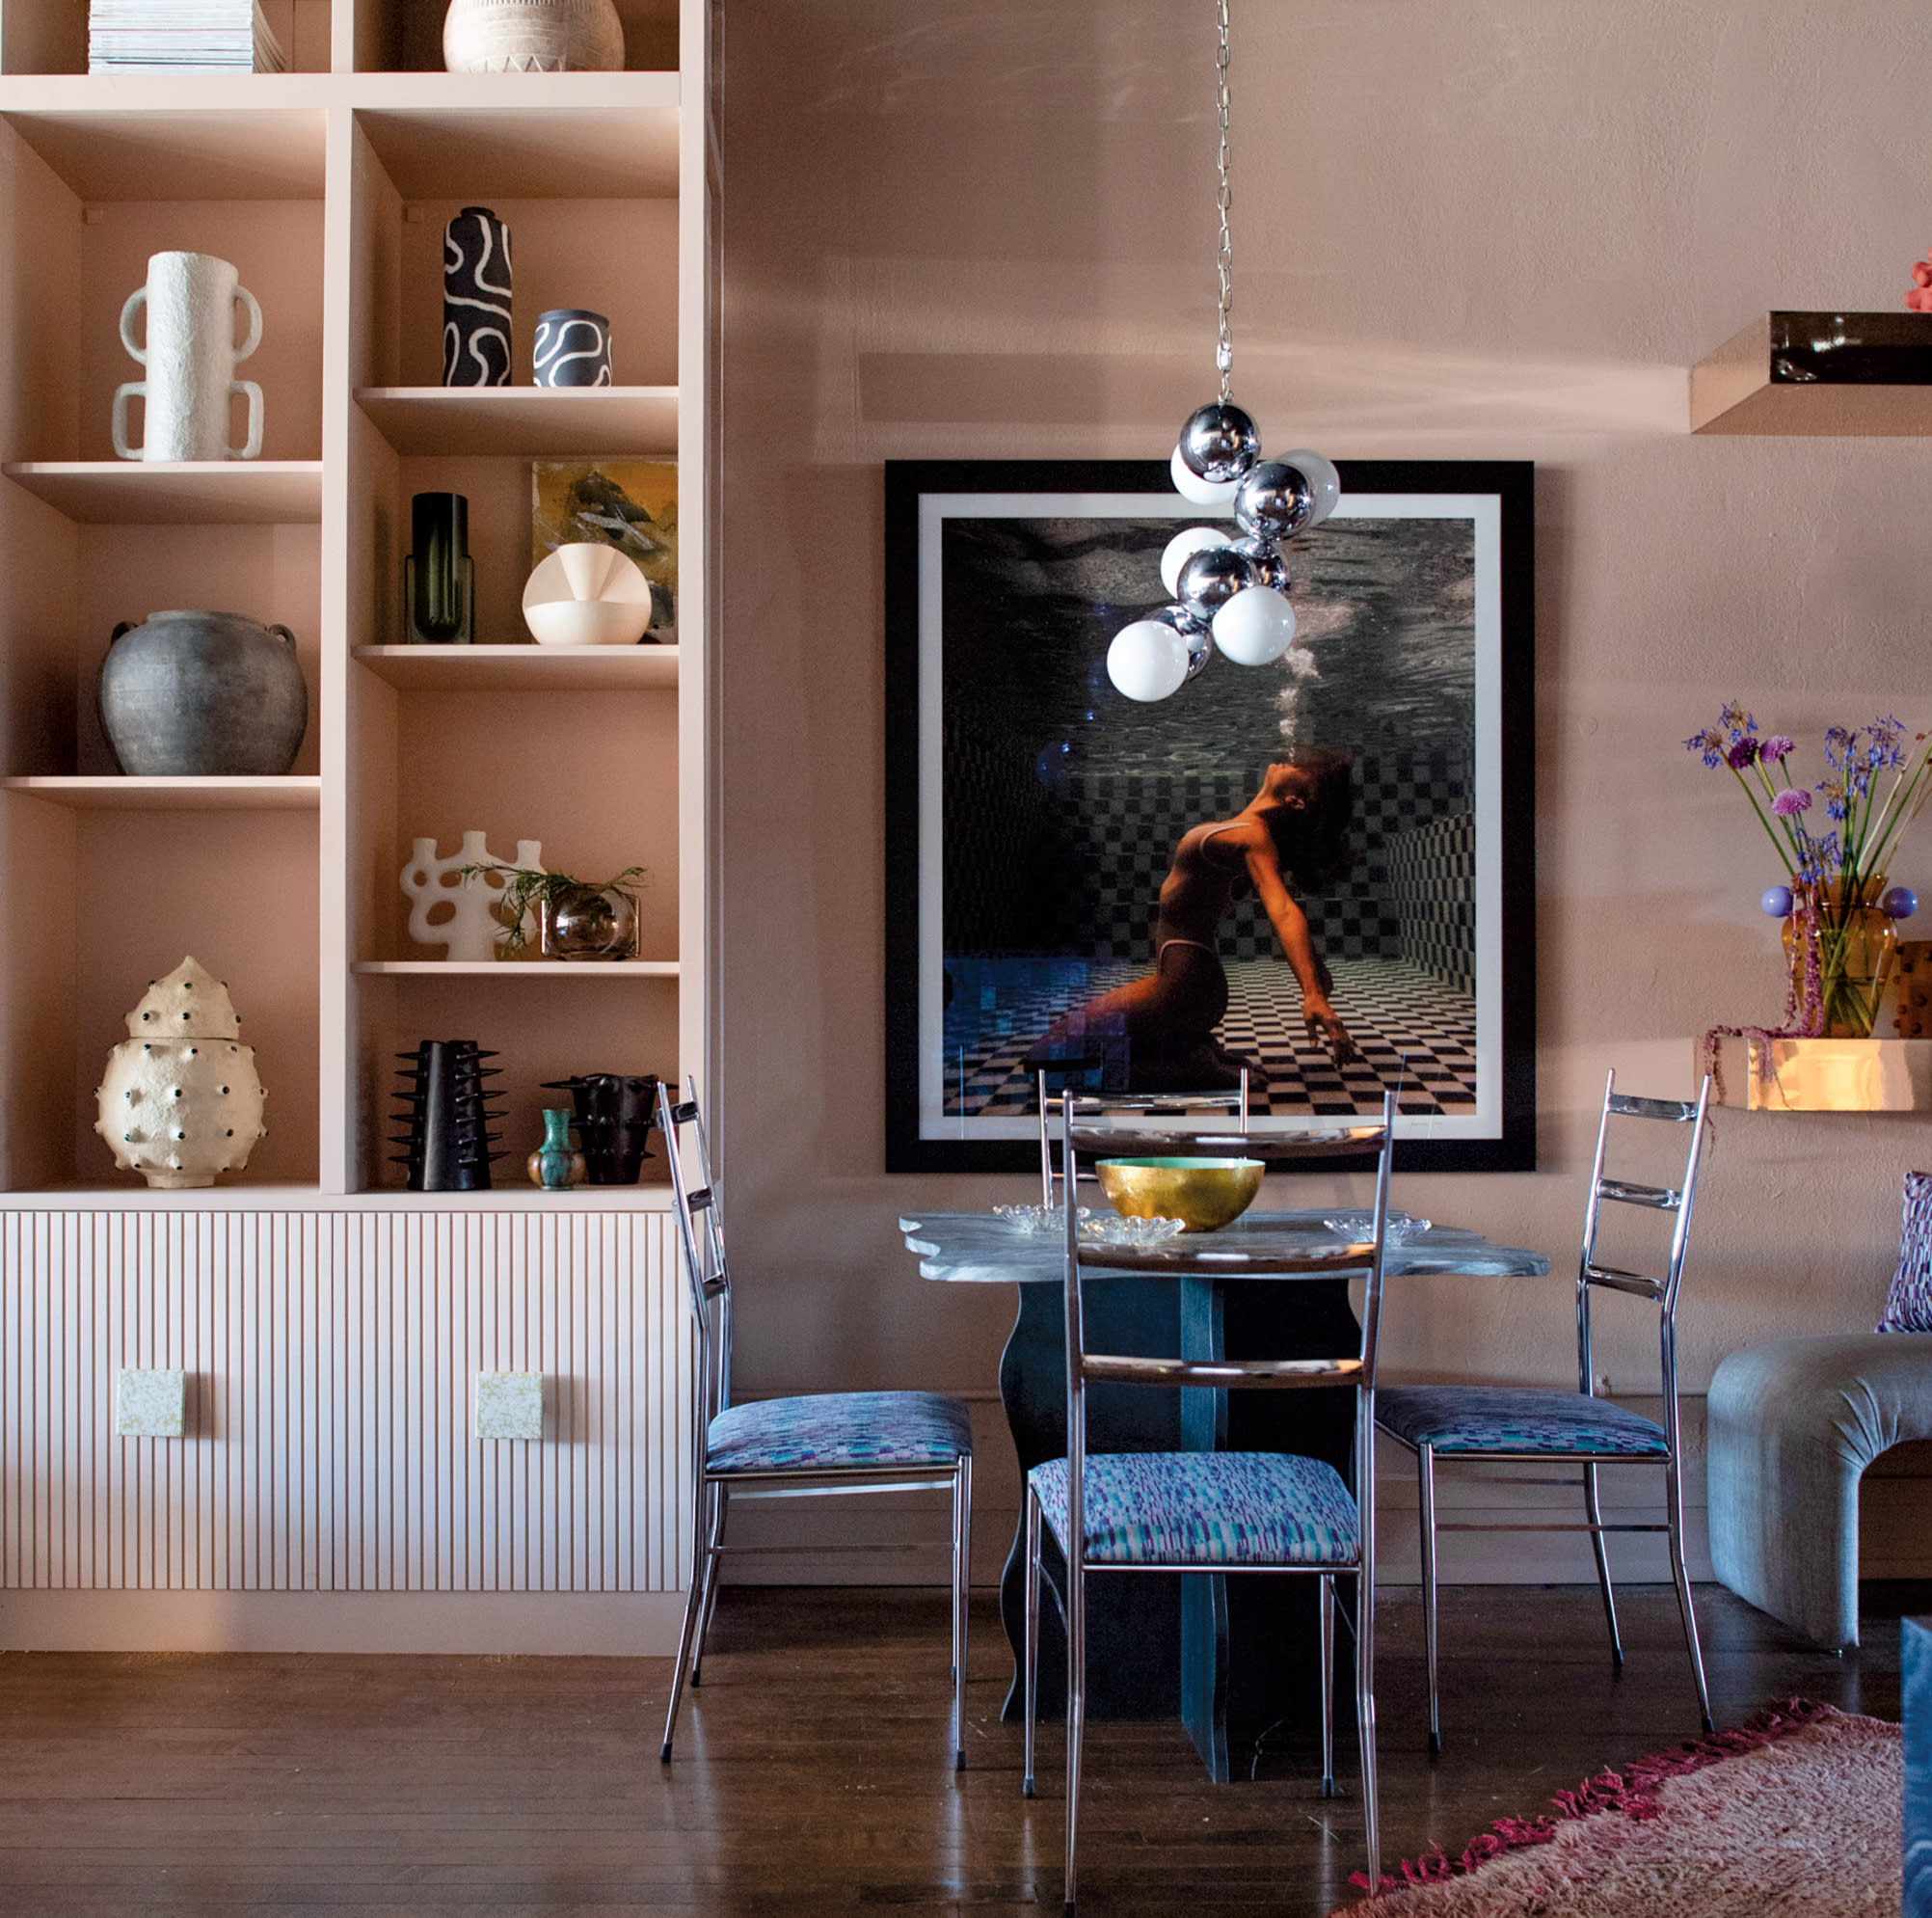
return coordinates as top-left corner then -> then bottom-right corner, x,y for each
1783,877 -> 1900,1038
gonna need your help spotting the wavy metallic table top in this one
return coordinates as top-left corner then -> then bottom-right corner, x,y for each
899,1209 -> 1552,1284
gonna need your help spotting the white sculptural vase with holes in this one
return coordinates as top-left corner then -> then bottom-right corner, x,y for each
401,830 -> 545,960
113,251 -> 263,462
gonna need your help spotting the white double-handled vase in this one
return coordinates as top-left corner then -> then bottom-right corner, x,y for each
112,251 -> 263,462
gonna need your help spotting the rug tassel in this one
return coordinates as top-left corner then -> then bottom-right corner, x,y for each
1343,1698 -> 1836,1903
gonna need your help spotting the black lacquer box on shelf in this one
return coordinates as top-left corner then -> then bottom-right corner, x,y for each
1769,311 -> 1932,384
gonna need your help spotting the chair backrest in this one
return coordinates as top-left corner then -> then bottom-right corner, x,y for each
1056,1090 -> 1396,1566
1574,1067 -> 1713,1406
1034,1067 -> 1251,1207
657,1079 -> 735,1421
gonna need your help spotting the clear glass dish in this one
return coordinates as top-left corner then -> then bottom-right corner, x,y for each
992,1203 -> 1087,1235
1320,1211 -> 1433,1243
1078,1214 -> 1188,1246
991,1204 -> 1187,1246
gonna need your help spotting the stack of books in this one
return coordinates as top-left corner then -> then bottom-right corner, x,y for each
88,0 -> 288,73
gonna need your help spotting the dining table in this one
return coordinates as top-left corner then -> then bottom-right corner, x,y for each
899,1206 -> 1551,1781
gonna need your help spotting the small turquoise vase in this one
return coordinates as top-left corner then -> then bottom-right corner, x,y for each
533,1107 -> 576,1190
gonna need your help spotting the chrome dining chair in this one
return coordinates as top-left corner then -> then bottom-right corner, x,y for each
1375,1068 -> 1714,1753
1023,1090 -> 1395,1912
656,1084 -> 975,1767
1033,1068 -> 1249,1210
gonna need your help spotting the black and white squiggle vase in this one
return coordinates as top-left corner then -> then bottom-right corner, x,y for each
532,308 -> 612,387
442,206 -> 512,388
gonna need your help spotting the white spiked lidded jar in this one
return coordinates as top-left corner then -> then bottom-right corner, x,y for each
94,957 -> 267,1189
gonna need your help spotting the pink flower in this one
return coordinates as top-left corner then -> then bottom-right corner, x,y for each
1772,788 -> 1811,817
1760,735 -> 1795,762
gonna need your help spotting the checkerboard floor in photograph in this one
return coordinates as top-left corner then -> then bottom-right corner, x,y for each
940,956 -> 1479,1119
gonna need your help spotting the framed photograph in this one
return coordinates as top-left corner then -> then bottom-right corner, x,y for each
883,458 -> 1535,1175
531,459 -> 678,642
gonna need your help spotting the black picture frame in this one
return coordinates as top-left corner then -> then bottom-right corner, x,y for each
884,458 -> 1536,1175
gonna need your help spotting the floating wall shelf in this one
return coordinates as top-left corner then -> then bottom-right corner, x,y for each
1692,311 -> 1932,434
1704,1035 -> 1932,1111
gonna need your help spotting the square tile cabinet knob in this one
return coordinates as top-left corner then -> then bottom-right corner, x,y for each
474,1370 -> 545,1441
115,1367 -> 186,1438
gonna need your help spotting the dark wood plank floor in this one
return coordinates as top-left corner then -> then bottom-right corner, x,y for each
0,1580 -> 1918,1915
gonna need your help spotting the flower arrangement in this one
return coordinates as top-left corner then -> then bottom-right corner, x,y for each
1686,703 -> 1929,1037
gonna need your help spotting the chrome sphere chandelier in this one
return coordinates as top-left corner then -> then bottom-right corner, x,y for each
1106,0 -> 1341,704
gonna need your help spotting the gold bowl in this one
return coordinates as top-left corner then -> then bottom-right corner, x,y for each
1094,1157 -> 1265,1233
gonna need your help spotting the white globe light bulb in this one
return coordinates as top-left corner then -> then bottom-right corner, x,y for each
1212,585 -> 1297,666
1278,447 -> 1341,527
1160,526 -> 1231,599
1107,618 -> 1191,701
1169,444 -> 1240,508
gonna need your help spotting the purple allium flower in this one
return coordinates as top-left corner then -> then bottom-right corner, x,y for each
1772,788 -> 1811,817
1719,701 -> 1755,736
1727,738 -> 1760,770
1684,726 -> 1725,769
1761,734 -> 1795,762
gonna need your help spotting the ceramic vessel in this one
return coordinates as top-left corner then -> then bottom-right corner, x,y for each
113,252 -> 262,461
541,1072 -> 657,1183
526,1108 -> 585,1189
391,1040 -> 502,1191
442,208 -> 511,388
405,492 -> 475,643
523,542 -> 652,645
443,0 -> 623,72
99,609 -> 308,775
532,309 -> 611,387
401,830 -> 544,960
94,958 -> 267,1189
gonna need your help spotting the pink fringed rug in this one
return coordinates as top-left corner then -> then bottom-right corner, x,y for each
1334,1700 -> 1900,1917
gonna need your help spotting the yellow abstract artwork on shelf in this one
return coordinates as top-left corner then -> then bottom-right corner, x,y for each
531,459 -> 677,642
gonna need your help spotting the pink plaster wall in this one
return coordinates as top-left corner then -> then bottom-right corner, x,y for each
714,0 -> 1932,1414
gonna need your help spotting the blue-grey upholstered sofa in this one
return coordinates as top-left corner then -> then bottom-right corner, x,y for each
1707,1334 -> 1932,1649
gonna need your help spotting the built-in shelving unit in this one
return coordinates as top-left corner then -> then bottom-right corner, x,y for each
0,1 -> 713,1202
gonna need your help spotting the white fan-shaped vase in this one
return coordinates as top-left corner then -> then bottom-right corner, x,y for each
523,542 -> 654,646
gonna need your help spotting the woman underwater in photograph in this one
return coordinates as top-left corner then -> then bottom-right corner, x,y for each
1025,749 -> 1361,1093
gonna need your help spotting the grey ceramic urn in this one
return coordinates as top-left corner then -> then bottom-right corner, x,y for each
99,609 -> 309,775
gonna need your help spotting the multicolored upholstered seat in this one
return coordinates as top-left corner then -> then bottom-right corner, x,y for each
1372,1070 -> 1715,1754
707,1391 -> 973,1474
657,1088 -> 974,1771
1029,1451 -> 1358,1567
1376,1386 -> 1669,1458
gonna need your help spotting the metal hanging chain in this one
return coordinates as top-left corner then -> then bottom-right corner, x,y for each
1214,0 -> 1234,401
